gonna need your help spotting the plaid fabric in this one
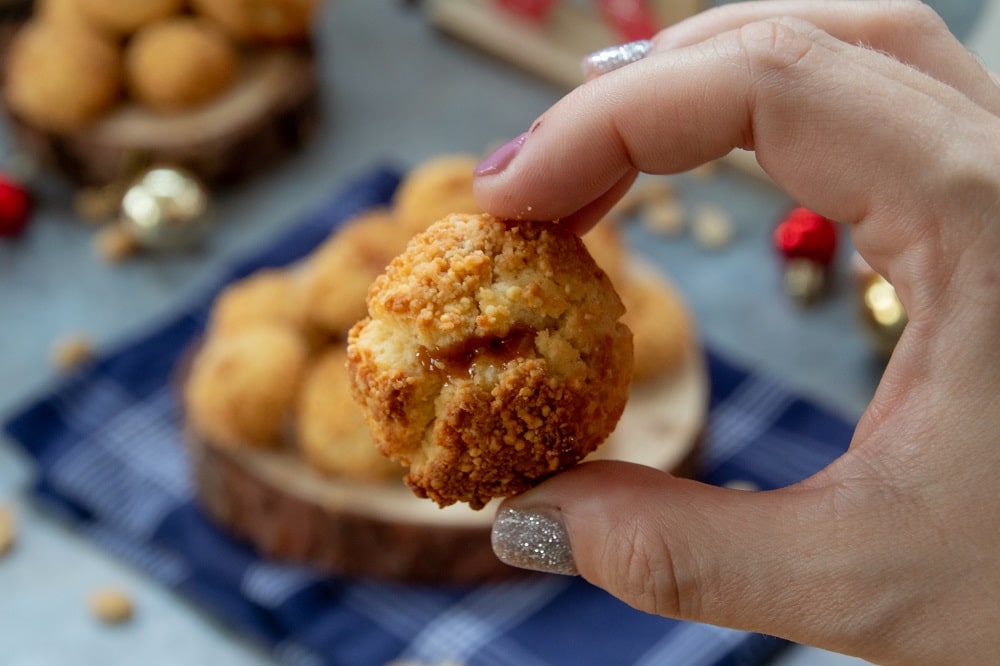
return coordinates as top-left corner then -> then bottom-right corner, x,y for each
3,166 -> 855,666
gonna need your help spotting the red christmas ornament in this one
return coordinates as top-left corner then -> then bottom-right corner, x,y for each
774,206 -> 838,266
495,0 -> 560,22
594,0 -> 660,41
0,172 -> 33,239
773,207 -> 838,304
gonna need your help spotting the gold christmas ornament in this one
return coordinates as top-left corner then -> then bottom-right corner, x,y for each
783,257 -> 827,305
853,254 -> 907,355
120,166 -> 212,249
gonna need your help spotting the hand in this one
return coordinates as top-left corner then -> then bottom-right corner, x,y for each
474,2 -> 1000,664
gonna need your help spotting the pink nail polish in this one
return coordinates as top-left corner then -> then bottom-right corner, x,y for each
475,132 -> 528,177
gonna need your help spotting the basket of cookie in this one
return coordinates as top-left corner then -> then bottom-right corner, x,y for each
181,155 -> 707,583
1,0 -> 321,187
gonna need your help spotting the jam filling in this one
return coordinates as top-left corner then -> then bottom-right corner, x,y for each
416,326 -> 537,382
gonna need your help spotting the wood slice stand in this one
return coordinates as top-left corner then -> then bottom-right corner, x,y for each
189,318 -> 708,585
3,46 -> 320,187
429,0 -> 705,90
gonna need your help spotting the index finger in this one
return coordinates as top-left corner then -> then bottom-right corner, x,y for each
472,17 -> 996,239
653,0 -> 1000,115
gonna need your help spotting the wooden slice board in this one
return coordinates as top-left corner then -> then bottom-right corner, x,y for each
3,46 -> 320,187
429,0 -> 706,91
188,276 -> 708,584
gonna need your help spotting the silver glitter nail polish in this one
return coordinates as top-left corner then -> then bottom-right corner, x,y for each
581,39 -> 653,78
491,506 -> 577,576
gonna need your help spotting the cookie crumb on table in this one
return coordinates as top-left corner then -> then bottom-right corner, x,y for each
640,198 -> 685,236
89,587 -> 135,624
51,335 -> 96,371
691,205 -> 735,249
0,505 -> 15,557
94,224 -> 142,263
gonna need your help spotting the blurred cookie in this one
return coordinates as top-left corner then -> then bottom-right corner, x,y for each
77,0 -> 184,35
300,208 -> 413,340
126,17 -> 239,112
297,347 -> 402,481
581,222 -> 627,289
209,269 -> 306,337
620,272 -> 693,383
347,213 -> 633,509
392,154 -> 482,233
36,0 -> 97,32
191,0 -> 317,44
3,19 -> 122,132
184,324 -> 309,449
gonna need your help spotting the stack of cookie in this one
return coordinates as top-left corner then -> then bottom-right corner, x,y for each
183,154 -> 695,499
184,155 -> 486,485
1,0 -> 320,185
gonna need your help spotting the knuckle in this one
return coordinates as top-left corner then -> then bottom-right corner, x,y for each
735,17 -> 824,75
604,516 -> 696,618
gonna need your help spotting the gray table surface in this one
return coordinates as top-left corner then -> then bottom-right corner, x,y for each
0,2 -> 992,664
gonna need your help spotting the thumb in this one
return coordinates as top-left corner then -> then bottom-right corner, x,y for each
491,460 -> 889,657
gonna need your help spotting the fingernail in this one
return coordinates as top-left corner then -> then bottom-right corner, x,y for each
491,506 -> 577,575
581,39 -> 653,78
474,132 -> 528,177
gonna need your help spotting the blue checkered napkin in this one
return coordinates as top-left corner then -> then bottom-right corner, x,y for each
4,166 -> 855,666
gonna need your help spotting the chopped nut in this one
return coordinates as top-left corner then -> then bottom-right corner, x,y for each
94,224 -> 141,263
0,505 -> 15,557
51,335 -> 95,371
89,588 -> 134,624
640,199 -> 685,236
609,176 -> 676,223
691,205 -> 734,249
73,185 -> 123,224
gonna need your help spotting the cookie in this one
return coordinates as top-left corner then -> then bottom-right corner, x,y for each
3,19 -> 122,132
126,17 -> 239,112
209,269 -> 307,337
300,208 -> 413,340
190,0 -> 317,44
581,221 -> 628,289
296,347 -> 402,481
36,0 -> 97,33
619,272 -> 693,383
392,154 -> 482,234
184,324 -> 309,449
347,213 -> 633,509
77,0 -> 184,35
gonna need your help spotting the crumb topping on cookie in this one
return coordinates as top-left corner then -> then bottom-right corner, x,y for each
348,213 -> 633,509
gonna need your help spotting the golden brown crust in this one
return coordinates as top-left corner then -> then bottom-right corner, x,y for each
300,208 -> 413,340
37,0 -> 99,33
347,213 -> 633,509
190,0 -> 317,44
126,17 -> 239,112
209,268 -> 307,337
620,272 -> 693,383
582,221 -> 628,289
296,347 -> 402,481
3,19 -> 122,133
184,324 -> 309,449
391,154 -> 482,234
77,0 -> 184,35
